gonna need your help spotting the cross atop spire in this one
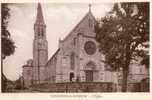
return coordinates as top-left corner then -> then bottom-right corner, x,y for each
89,4 -> 92,12
35,3 -> 45,24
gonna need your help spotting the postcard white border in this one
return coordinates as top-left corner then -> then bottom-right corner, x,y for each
0,0 -> 152,100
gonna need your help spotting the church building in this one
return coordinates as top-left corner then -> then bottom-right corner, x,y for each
22,3 -> 148,90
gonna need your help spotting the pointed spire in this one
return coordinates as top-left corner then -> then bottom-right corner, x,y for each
35,3 -> 45,24
89,4 -> 92,12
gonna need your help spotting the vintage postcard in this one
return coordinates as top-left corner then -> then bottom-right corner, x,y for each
0,0 -> 151,100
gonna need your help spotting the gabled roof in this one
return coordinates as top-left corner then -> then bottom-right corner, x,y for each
46,10 -> 96,64
62,10 -> 96,42
45,49 -> 60,66
22,65 -> 32,68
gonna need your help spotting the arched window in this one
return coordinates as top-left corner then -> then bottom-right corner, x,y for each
38,28 -> 41,37
73,38 -> 76,46
88,18 -> 93,27
85,61 -> 96,70
37,26 -> 44,37
70,52 -> 75,70
41,27 -> 44,37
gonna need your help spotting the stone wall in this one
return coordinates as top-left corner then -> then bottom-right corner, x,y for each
31,82 -> 116,92
22,66 -> 32,88
127,79 -> 149,92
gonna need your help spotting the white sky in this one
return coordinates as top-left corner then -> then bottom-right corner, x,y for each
3,3 -> 113,81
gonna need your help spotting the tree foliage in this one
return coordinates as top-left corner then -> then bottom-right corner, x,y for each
1,3 -> 16,92
2,4 -> 15,59
95,2 -> 149,92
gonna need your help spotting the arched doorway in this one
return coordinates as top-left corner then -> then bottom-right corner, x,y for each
85,70 -> 93,82
69,72 -> 74,82
85,61 -> 96,82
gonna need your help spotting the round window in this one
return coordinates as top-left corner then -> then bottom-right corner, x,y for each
84,41 -> 96,55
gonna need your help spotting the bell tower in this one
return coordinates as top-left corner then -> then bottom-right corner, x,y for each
33,3 -> 48,84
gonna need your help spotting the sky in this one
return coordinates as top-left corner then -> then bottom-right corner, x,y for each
3,3 -> 114,81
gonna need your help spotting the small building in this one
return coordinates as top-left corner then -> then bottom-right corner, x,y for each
22,59 -> 33,88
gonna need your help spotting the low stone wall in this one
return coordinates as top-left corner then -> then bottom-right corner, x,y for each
127,82 -> 149,92
31,82 -> 116,92
127,83 -> 141,92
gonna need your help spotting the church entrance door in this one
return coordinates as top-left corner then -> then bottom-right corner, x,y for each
85,70 -> 93,82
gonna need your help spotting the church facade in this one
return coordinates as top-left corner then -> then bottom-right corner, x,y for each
45,8 -> 110,84
22,4 -> 148,89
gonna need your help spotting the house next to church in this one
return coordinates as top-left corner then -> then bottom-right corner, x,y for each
22,4 -> 149,91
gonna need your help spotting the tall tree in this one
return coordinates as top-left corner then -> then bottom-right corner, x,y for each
95,2 -> 149,92
1,3 -> 16,92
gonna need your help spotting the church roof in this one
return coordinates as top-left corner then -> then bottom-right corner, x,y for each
62,7 -> 97,42
45,49 -> 60,66
46,5 -> 96,64
22,65 -> 32,68
35,3 -> 45,24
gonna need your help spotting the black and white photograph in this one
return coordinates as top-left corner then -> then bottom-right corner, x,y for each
1,1 -> 150,93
